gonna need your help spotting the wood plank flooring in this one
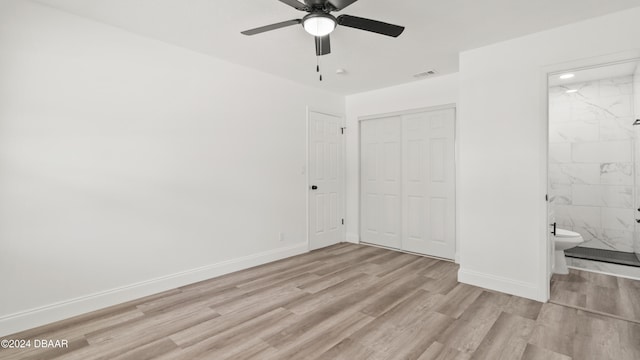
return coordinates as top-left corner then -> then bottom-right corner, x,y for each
2,243 -> 639,360
551,268 -> 640,323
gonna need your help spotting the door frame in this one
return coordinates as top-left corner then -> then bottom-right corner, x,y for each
540,50 -> 640,301
357,103 -> 458,259
306,107 -> 346,251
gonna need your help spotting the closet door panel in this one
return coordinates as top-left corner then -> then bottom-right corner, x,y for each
360,108 -> 455,259
360,117 -> 402,249
402,114 -> 430,253
401,109 -> 455,259
361,121 -> 380,242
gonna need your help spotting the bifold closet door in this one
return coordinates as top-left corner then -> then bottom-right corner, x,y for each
360,108 -> 455,259
360,116 -> 402,249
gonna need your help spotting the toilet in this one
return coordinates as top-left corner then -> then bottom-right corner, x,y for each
553,228 -> 584,275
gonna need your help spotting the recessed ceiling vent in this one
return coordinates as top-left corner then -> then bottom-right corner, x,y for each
413,70 -> 437,79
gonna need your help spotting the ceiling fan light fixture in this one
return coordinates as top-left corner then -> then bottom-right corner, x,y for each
303,13 -> 336,37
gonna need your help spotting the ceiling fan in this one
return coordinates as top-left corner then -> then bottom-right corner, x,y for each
240,0 -> 405,57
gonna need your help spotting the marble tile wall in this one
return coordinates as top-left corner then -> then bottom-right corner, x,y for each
549,75 -> 636,253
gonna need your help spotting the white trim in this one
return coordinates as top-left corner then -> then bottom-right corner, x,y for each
538,65 -> 551,302
453,103 -> 460,265
358,103 -> 457,122
0,243 -> 308,337
345,232 -> 360,244
546,53 -> 640,78
458,268 -> 544,302
306,106 -> 311,251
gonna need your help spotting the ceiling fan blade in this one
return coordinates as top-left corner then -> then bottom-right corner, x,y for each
337,15 -> 404,37
315,35 -> 331,56
327,0 -> 358,11
279,0 -> 310,11
241,19 -> 302,35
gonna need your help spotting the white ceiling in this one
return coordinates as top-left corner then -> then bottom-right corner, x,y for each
35,0 -> 640,94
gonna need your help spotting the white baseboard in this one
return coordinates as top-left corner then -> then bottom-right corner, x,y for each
345,232 -> 360,244
0,243 -> 308,337
458,267 -> 545,302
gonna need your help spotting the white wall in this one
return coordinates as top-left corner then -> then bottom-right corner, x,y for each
458,6 -> 640,301
344,74 -> 459,244
0,0 -> 343,335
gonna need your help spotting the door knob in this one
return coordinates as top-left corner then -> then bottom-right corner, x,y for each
311,185 -> 318,190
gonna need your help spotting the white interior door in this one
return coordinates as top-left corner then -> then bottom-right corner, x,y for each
360,116 -> 402,249
359,107 -> 456,259
401,109 -> 456,258
309,110 -> 344,250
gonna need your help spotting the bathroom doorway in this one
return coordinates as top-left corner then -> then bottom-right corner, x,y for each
548,58 -> 640,279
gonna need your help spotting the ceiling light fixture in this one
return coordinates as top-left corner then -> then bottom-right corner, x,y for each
302,13 -> 336,37
559,73 -> 575,80
566,89 -> 578,93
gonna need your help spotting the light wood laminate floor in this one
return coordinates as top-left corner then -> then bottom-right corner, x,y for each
551,267 -> 640,323
2,244 -> 639,360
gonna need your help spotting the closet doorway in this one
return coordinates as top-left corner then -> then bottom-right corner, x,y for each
360,106 -> 456,259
